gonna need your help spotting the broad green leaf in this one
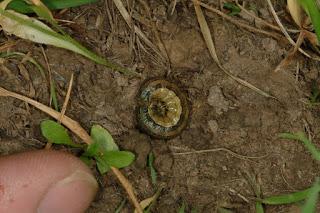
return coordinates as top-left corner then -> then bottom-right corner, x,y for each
100,151 -> 135,168
302,179 -> 320,213
0,7 -> 132,74
83,140 -> 100,157
148,153 -> 157,185
95,151 -> 135,174
90,125 -> 119,154
297,0 -> 320,42
261,187 -> 312,205
40,120 -> 82,148
96,155 -> 110,174
223,2 -> 241,16
280,132 -> 320,161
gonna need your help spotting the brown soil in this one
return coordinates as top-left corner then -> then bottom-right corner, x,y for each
1,0 -> 320,212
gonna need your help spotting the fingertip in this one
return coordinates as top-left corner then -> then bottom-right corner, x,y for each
0,150 -> 97,212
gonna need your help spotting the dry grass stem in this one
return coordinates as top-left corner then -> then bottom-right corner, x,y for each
235,1 -> 299,33
40,46 -> 54,106
172,147 -> 268,162
112,167 -> 143,213
0,87 -> 142,211
266,0 -> 320,61
274,30 -> 305,72
58,73 -> 74,123
138,0 -> 170,67
193,1 -> 275,99
0,87 -> 92,143
0,40 -> 16,51
195,0 -> 283,40
112,0 -> 166,62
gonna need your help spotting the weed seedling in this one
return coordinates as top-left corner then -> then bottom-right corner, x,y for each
41,120 -> 135,174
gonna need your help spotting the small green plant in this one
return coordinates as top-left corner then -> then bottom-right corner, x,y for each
257,132 -> 320,213
40,120 -> 135,174
223,2 -> 241,16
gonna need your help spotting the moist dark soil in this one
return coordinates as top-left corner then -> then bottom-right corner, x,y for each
1,0 -> 320,212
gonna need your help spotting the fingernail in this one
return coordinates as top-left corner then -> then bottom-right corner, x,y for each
38,170 -> 98,213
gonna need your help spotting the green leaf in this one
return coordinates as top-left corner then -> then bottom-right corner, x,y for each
302,179 -> 320,213
95,151 -> 135,174
148,153 -> 157,185
40,120 -> 82,148
100,151 -> 135,168
280,132 -> 320,161
223,2 -> 241,16
0,7 -> 132,74
96,155 -> 110,174
6,0 -> 99,13
261,187 -> 312,205
255,202 -> 264,213
80,155 -> 93,166
90,125 -> 119,153
297,0 -> 320,42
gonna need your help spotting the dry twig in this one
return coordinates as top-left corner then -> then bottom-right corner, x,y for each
195,0 -> 283,40
193,0 -> 276,99
112,0 -> 166,63
58,73 -> 74,123
235,1 -> 299,33
266,0 -> 320,61
172,147 -> 268,162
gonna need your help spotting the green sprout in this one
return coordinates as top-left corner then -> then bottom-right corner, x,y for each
40,120 -> 135,175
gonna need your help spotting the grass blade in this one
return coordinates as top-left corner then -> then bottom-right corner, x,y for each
255,202 -> 264,213
178,202 -> 186,213
148,153 -> 157,185
6,0 -> 99,13
193,1 -> 275,99
0,51 -> 46,78
50,78 -> 59,111
0,8 -> 132,74
261,187 -> 312,205
297,0 -> 320,42
280,132 -> 320,161
302,178 -> 320,213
